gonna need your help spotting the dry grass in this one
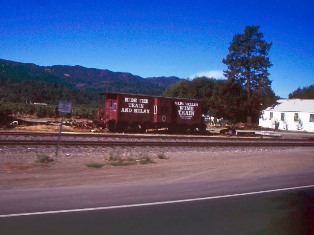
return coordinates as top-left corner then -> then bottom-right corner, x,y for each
36,153 -> 54,164
86,151 -> 156,168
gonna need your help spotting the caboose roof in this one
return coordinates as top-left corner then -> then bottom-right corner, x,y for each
99,92 -> 202,102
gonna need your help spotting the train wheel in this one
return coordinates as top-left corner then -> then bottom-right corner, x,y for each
116,122 -> 127,132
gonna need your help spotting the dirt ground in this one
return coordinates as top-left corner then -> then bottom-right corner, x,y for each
1,146 -> 313,190
5,123 -> 87,133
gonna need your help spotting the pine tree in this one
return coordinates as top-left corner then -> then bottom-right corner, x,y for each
289,85 -> 314,99
223,25 -> 275,122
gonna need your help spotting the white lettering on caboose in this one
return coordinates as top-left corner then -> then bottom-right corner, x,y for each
125,97 -> 137,103
121,97 -> 150,114
175,102 -> 198,120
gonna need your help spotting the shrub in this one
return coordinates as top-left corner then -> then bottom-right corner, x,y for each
108,160 -> 137,166
105,151 -> 155,166
157,153 -> 168,159
138,156 -> 155,164
85,162 -> 105,168
36,153 -> 54,164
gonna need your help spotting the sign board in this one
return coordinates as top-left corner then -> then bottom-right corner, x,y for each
58,101 -> 72,114
174,101 -> 198,120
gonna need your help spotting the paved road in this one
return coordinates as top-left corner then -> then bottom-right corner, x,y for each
1,171 -> 314,234
1,187 -> 314,235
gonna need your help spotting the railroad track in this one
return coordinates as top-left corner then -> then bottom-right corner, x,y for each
1,131 -> 211,140
1,131 -> 314,147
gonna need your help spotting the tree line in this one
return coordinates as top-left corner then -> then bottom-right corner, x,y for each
288,85 -> 314,99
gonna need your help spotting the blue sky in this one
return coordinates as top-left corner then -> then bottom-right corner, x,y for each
1,0 -> 313,98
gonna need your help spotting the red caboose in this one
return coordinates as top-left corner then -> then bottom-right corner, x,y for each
96,92 -> 205,132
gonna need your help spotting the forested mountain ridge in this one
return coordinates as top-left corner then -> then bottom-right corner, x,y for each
0,59 -> 182,104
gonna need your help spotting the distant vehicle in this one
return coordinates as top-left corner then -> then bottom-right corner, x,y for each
96,92 -> 205,132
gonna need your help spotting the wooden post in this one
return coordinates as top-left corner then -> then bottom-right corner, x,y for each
55,113 -> 64,157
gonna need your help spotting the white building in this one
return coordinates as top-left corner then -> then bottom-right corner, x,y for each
259,99 -> 314,132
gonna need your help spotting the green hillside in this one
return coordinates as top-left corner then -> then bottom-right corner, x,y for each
0,59 -> 182,105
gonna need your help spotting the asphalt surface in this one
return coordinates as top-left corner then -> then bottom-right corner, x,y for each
1,171 -> 314,234
1,188 -> 313,235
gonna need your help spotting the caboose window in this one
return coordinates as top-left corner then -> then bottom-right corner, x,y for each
110,99 -> 113,108
154,105 -> 157,114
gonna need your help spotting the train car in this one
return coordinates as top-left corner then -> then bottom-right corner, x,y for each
96,92 -> 205,132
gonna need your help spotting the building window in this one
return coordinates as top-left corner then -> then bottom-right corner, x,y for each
154,105 -> 157,114
294,113 -> 299,122
281,113 -> 285,121
270,112 -> 273,119
310,114 -> 314,122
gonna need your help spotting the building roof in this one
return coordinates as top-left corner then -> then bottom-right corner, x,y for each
265,99 -> 314,113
